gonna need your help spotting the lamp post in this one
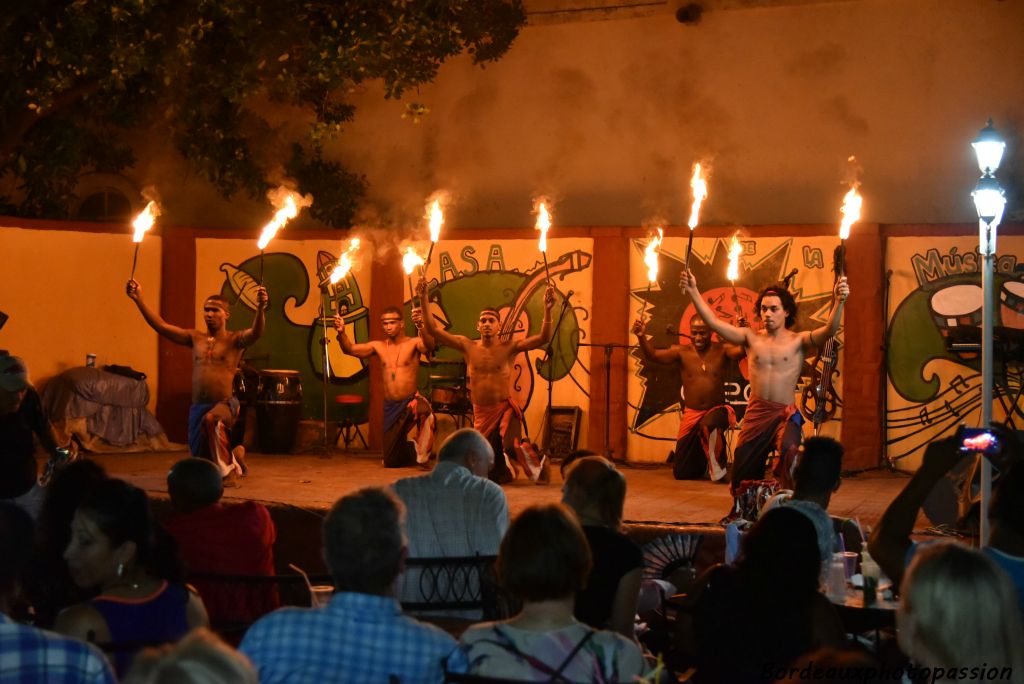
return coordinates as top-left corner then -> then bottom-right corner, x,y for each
970,119 -> 1006,547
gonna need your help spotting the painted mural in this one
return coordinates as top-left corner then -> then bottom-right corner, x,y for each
626,234 -> 845,463
196,238 -> 373,424
885,236 -> 1024,469
419,239 -> 594,446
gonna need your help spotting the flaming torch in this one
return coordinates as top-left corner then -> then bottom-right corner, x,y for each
329,238 -> 361,285
129,201 -> 160,281
424,199 -> 444,267
837,185 -> 862,277
256,188 -> 312,284
684,162 -> 708,270
639,228 -> 664,318
402,247 -> 425,303
727,234 -> 744,320
534,200 -> 552,285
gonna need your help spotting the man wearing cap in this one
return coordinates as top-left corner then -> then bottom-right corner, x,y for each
126,280 -> 268,479
0,352 -> 68,514
680,272 -> 849,492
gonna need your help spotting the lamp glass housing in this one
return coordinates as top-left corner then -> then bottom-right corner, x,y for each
972,121 -> 1006,174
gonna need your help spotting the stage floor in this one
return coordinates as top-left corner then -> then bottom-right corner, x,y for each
91,449 -> 918,533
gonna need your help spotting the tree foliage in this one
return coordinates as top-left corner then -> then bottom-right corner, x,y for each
0,0 -> 525,226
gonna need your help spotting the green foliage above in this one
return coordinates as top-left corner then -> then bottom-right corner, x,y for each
0,0 -> 525,226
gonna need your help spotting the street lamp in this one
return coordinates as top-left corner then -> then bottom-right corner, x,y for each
970,119 -> 1006,546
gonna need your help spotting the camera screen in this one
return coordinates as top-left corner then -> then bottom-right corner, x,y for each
960,430 -> 1001,454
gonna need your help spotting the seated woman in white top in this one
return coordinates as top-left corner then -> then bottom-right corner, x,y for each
459,503 -> 646,683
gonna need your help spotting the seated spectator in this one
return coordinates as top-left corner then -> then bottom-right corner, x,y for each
27,458 -> 109,629
124,628 -> 257,684
459,504 -> 647,682
897,542 -> 1024,679
687,507 -> 845,683
766,437 -> 864,555
0,501 -> 115,683
54,478 -> 208,676
163,458 -> 278,625
0,353 -> 72,518
561,455 -> 643,639
240,487 -> 463,684
558,449 -> 598,480
869,432 -> 1024,618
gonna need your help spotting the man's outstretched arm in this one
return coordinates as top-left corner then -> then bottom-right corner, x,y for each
416,277 -> 467,351
631,319 -> 679,364
334,315 -> 377,359
868,437 -> 962,588
680,269 -> 748,345
514,285 -> 555,352
126,280 -> 192,346
237,287 -> 269,347
806,276 -> 849,349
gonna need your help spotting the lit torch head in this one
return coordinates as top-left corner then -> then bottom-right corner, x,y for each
644,228 -> 663,284
428,200 -> 444,243
132,201 -> 160,243
402,246 -> 425,275
727,235 -> 742,281
329,238 -> 361,284
256,189 -> 309,250
687,162 -> 708,230
535,201 -> 551,253
838,186 -> 862,240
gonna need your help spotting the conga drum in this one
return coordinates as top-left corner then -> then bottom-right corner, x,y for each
256,370 -> 303,453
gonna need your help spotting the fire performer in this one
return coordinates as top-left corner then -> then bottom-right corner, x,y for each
126,279 -> 267,480
334,306 -> 435,468
680,269 -> 849,491
632,314 -> 744,481
416,277 -> 555,484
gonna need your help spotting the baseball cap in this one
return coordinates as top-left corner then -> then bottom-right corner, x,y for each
0,354 -> 29,392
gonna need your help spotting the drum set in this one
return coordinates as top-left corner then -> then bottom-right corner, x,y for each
427,359 -> 472,428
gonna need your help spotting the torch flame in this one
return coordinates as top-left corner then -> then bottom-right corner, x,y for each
256,190 -> 307,250
838,186 -> 862,240
727,235 -> 742,281
329,238 -> 361,284
402,246 -> 425,275
535,202 -> 551,253
644,228 -> 663,283
132,201 -> 160,243
687,163 -> 708,230
428,200 -> 444,243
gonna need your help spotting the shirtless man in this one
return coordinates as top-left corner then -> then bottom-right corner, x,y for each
127,280 -> 267,479
334,305 -> 435,468
680,269 -> 849,491
632,314 -> 744,481
417,277 -> 555,484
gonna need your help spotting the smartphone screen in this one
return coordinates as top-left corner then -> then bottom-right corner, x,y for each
959,428 -> 1001,455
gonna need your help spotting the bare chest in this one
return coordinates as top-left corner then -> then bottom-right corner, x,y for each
748,335 -> 804,370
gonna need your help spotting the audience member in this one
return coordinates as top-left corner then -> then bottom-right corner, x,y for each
27,458 -> 109,628
124,628 -> 257,684
240,487 -> 464,684
163,457 -> 278,625
0,353 -> 70,517
459,504 -> 647,682
767,437 -> 864,555
869,432 -> 1024,617
392,429 -> 509,615
54,478 -> 208,676
561,455 -> 643,639
0,501 -> 115,684
687,506 -> 845,683
558,449 -> 599,480
897,542 -> 1024,682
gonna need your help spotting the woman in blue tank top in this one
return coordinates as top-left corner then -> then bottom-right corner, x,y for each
54,477 -> 209,675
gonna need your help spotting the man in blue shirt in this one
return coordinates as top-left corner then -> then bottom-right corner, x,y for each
0,502 -> 114,684
240,487 -> 465,683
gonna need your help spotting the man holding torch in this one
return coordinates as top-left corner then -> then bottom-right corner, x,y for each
679,270 -> 849,491
334,305 -> 436,468
126,280 -> 267,480
632,314 -> 745,482
416,277 -> 555,484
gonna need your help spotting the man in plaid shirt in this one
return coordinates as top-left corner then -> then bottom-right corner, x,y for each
241,487 -> 466,683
